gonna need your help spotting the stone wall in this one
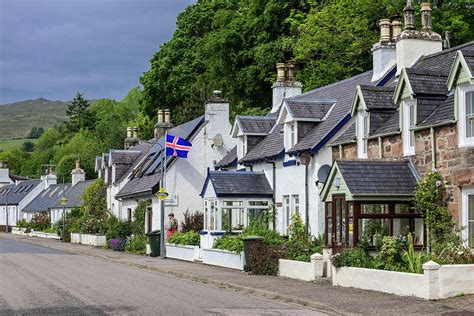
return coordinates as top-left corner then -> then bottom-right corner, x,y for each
331,143 -> 357,161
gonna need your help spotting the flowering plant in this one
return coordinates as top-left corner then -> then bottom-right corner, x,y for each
108,238 -> 127,251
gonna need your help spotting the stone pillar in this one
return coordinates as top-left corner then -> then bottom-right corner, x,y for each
311,253 -> 324,278
322,247 -> 333,278
423,260 -> 441,300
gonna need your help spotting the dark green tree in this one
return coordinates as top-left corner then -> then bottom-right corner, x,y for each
66,93 -> 96,132
21,141 -> 35,152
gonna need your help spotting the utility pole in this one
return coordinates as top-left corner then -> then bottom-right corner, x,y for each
159,129 -> 168,258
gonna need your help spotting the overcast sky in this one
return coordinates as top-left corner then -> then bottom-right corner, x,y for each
0,0 -> 194,104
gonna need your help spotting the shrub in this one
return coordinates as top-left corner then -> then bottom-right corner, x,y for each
377,236 -> 405,271
16,219 -> 29,229
241,226 -> 285,246
63,206 -> 83,242
30,213 -> 50,231
213,235 -> 244,253
105,215 -> 132,241
125,235 -> 147,255
132,200 -> 149,236
331,248 -> 372,268
108,238 -> 127,251
181,210 -> 203,233
168,231 -> 199,246
42,223 -> 59,234
283,213 -> 322,262
247,240 -> 280,276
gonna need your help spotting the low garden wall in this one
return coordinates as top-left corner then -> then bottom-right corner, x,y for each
332,261 -> 474,300
279,254 -> 323,281
11,227 -> 60,240
70,233 -> 106,247
201,248 -> 244,270
166,244 -> 199,262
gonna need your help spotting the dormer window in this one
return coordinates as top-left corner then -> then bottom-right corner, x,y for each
357,111 -> 368,159
402,99 -> 415,156
237,136 -> 247,160
284,121 -> 298,150
290,122 -> 296,147
459,86 -> 474,147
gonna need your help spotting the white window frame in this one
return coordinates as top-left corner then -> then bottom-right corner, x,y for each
459,85 -> 474,147
402,98 -> 416,156
461,187 -> 474,248
284,121 -> 298,151
357,111 -> 369,159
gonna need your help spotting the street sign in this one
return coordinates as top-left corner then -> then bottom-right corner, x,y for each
156,187 -> 168,201
60,197 -> 68,205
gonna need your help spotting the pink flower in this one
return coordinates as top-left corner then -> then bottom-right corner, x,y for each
436,180 -> 442,187
431,168 -> 438,173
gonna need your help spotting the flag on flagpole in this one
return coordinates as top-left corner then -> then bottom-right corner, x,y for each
165,134 -> 192,158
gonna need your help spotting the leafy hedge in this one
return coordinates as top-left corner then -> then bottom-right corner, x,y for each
213,236 -> 244,253
168,231 -> 200,246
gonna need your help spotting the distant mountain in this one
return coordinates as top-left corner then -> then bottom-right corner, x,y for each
0,98 -> 68,139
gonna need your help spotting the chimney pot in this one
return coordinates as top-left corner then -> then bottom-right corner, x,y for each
126,127 -> 133,138
391,16 -> 403,40
276,63 -> 286,82
213,90 -> 222,97
379,19 -> 392,43
75,160 -> 80,170
0,161 -> 6,168
132,127 -> 139,139
164,109 -> 170,124
403,0 -> 415,31
420,2 -> 433,32
157,109 -> 163,124
287,61 -> 295,81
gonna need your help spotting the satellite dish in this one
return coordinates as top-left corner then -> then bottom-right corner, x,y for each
317,165 -> 331,184
213,134 -> 223,147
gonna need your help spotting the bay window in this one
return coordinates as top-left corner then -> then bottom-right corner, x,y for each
402,99 -> 416,156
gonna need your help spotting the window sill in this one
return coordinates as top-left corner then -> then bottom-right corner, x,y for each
458,141 -> 474,148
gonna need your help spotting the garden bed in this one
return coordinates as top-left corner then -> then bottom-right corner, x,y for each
331,261 -> 474,299
279,254 -> 323,281
70,233 -> 106,246
201,248 -> 244,270
166,244 -> 199,262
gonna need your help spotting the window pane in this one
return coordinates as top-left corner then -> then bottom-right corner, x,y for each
395,204 -> 413,214
335,199 -> 341,242
223,201 -> 243,207
248,208 -> 265,227
469,195 -> 474,219
359,218 -> 389,246
467,92 -> 474,138
326,203 -> 332,218
327,218 -> 332,246
249,201 -> 268,206
361,204 -> 389,214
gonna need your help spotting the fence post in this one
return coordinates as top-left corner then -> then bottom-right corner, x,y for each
311,253 -> 324,278
423,260 -> 440,300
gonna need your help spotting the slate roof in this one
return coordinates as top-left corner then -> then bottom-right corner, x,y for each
336,160 -> 418,196
288,70 -> 374,155
51,180 -> 95,209
116,116 -> 205,199
23,184 -> 72,213
9,174 -> 29,182
239,124 -> 284,164
286,99 -> 334,120
236,116 -> 275,134
419,94 -> 455,127
329,122 -> 356,146
463,50 -> 474,73
0,180 -> 42,205
359,85 -> 396,110
369,111 -> 400,138
405,68 -> 448,96
413,41 -> 474,74
201,171 -> 273,198
215,146 -> 237,169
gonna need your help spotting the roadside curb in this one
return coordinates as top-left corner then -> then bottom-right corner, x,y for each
1,233 -> 342,314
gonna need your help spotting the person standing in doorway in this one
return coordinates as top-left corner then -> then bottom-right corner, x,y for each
167,213 -> 178,239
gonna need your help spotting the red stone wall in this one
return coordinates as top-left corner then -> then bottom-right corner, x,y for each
331,143 -> 358,161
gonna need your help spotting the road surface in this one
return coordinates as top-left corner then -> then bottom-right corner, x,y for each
0,237 -> 321,315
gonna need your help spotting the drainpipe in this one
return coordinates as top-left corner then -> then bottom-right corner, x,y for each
430,127 -> 436,169
266,161 -> 277,231
305,164 -> 309,235
378,137 -> 383,159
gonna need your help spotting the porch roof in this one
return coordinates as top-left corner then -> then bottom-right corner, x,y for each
201,170 -> 273,198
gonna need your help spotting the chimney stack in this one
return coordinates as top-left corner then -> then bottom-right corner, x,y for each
0,161 -> 7,169
0,161 -> 9,186
403,0 -> 415,31
287,61 -> 295,82
164,109 -> 171,124
132,127 -> 139,139
276,63 -> 286,82
71,160 -> 85,186
41,165 -> 57,188
420,2 -> 433,32
154,109 -> 173,139
371,18 -> 396,82
391,15 -> 403,40
157,109 -> 164,124
126,127 -> 133,138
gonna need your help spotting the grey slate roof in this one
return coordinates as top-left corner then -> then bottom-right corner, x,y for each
359,85 -> 396,110
369,111 -> 400,138
236,116 -> 275,134
202,171 -> 273,198
336,160 -> 418,196
23,184 -> 72,213
405,68 -> 448,96
51,180 -> 95,209
9,174 -> 29,182
115,141 -> 155,183
419,95 -> 455,127
239,124 -> 284,164
288,70 -> 374,155
215,146 -> 237,169
286,99 -> 334,120
0,180 -> 41,205
414,41 -> 474,74
329,122 -> 356,146
116,116 -> 205,199
463,50 -> 474,74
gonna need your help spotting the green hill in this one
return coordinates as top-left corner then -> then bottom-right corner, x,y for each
0,98 -> 68,139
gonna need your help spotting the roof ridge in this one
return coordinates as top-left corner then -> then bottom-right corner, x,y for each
416,41 -> 474,62
294,70 -> 373,99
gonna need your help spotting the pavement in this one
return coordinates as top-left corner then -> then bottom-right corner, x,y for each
1,233 -> 473,315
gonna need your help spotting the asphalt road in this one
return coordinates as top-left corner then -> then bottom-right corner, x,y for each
0,237 -> 321,315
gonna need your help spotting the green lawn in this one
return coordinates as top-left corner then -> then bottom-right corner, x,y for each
0,139 -> 38,151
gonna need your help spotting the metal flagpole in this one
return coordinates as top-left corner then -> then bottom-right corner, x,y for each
159,130 -> 167,258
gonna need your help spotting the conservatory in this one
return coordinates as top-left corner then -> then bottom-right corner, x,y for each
320,160 -> 424,250
200,170 -> 273,248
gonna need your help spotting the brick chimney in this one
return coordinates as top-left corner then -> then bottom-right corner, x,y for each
124,126 -> 140,150
71,160 -> 85,186
271,62 -> 303,113
371,18 -> 397,82
154,109 -> 173,139
395,1 -> 442,75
